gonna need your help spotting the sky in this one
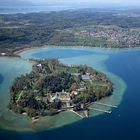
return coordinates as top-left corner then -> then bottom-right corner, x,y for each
1,0 -> 140,6
28,0 -> 140,5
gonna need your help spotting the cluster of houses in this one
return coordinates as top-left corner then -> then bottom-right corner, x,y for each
34,63 -> 99,109
78,27 -> 140,45
49,72 -> 96,107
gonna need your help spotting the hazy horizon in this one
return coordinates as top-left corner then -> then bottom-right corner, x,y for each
1,0 -> 140,7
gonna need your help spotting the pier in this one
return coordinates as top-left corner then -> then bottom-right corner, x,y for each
89,107 -> 112,114
69,110 -> 84,119
93,102 -> 117,108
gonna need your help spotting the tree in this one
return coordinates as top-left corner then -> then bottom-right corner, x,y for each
27,108 -> 38,117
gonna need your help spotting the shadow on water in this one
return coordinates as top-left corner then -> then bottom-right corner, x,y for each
0,74 -> 4,85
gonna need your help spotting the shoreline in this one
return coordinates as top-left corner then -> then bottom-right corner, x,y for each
6,45 -> 140,58
0,45 -> 140,59
19,45 -> 140,54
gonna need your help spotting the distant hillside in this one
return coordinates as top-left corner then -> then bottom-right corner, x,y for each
0,0 -> 33,6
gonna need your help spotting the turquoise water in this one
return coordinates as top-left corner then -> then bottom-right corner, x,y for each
32,49 -> 94,59
0,47 -> 140,139
0,57 -> 34,131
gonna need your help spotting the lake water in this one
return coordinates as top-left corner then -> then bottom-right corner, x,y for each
0,47 -> 140,139
0,74 -> 3,84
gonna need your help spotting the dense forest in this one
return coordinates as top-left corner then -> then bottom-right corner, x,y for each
1,8 -> 140,56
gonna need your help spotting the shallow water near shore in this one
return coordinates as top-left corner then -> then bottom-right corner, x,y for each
0,47 -> 140,139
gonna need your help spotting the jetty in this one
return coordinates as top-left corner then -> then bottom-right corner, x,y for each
89,107 -> 112,114
69,110 -> 84,119
94,102 -> 117,108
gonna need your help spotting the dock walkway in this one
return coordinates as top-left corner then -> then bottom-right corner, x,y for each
89,107 -> 112,114
69,110 -> 84,119
94,102 -> 117,108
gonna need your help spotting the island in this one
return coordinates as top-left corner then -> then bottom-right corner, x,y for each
8,59 -> 113,119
